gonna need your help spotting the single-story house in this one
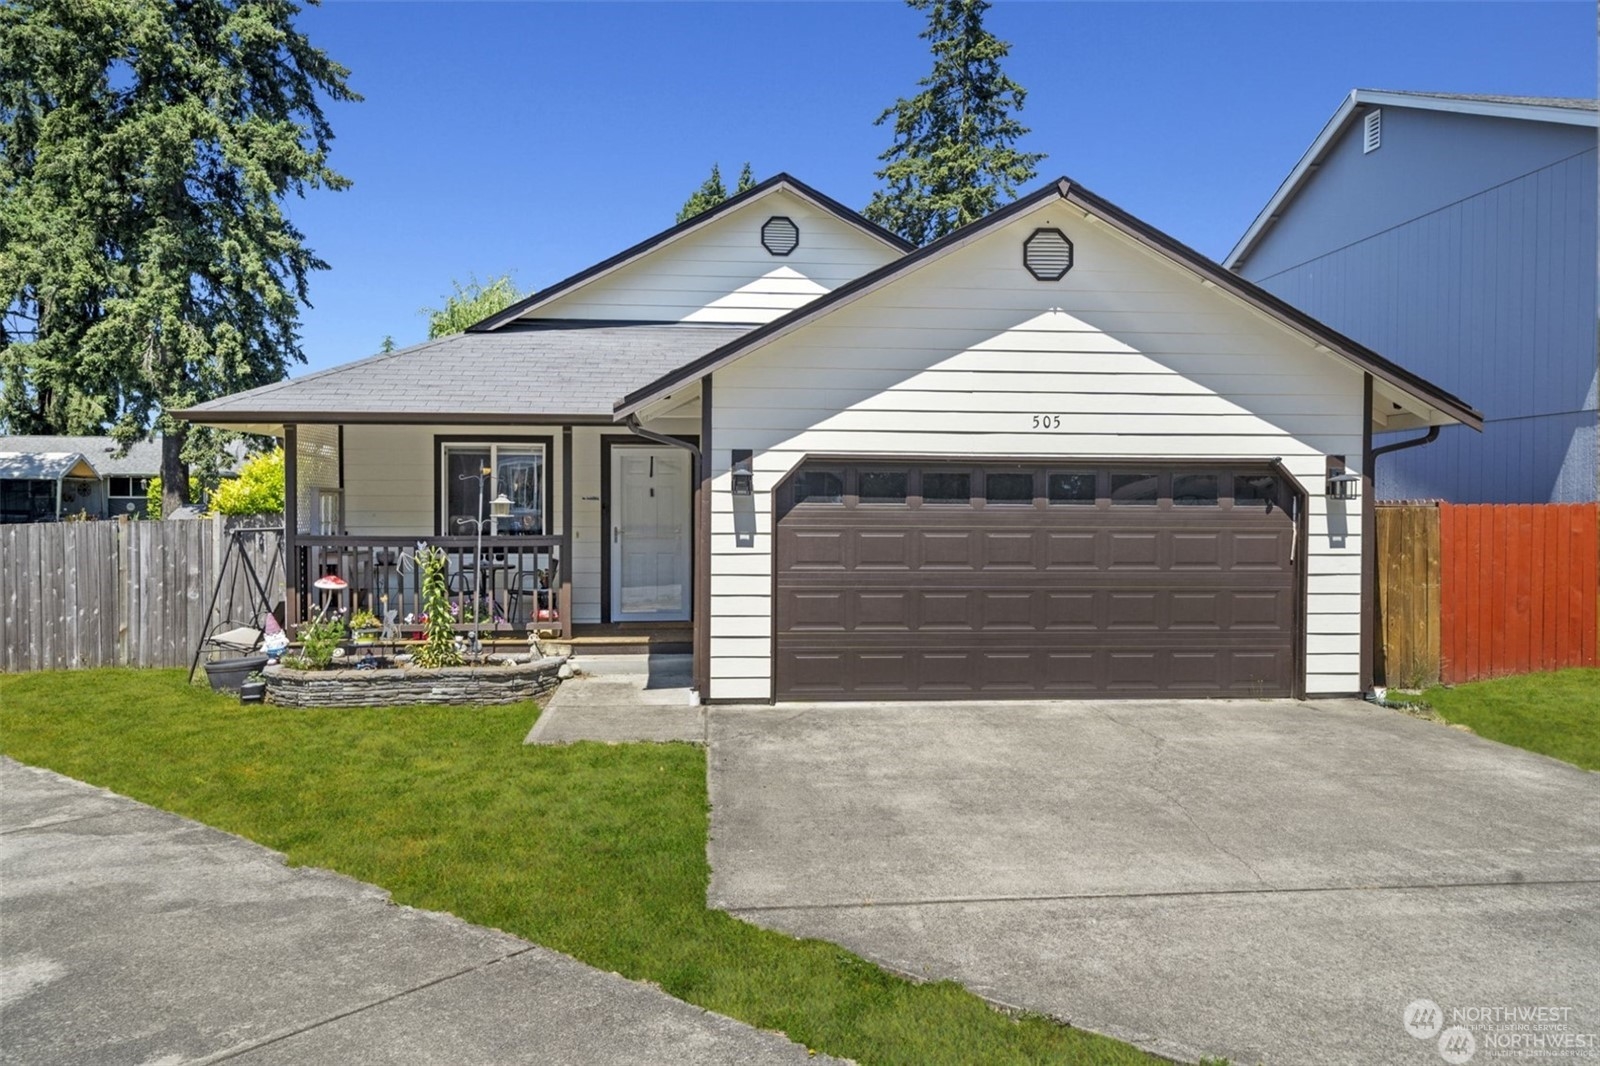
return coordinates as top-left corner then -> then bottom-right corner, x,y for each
179,174 -> 1480,702
0,436 -> 162,522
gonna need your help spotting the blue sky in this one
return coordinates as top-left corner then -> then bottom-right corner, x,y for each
287,1 -> 1593,374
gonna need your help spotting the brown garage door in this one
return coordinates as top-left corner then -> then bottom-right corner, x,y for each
774,462 -> 1300,700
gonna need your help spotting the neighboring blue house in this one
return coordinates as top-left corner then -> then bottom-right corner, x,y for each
1228,90 -> 1597,503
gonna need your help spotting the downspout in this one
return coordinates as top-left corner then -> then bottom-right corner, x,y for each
1370,425 -> 1441,463
1363,419 -> 1442,697
622,414 -> 702,466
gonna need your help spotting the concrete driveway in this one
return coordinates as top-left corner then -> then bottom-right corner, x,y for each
707,699 -> 1600,1065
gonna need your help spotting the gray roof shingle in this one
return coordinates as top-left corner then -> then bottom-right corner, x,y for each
0,436 -> 163,476
178,321 -> 755,423
1366,90 -> 1597,111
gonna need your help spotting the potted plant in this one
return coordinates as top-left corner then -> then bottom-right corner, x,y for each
239,671 -> 268,704
203,653 -> 270,692
349,608 -> 381,644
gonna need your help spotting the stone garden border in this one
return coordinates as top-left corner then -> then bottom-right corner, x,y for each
264,656 -> 566,708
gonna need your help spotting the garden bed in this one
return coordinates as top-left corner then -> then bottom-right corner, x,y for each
264,656 -> 566,708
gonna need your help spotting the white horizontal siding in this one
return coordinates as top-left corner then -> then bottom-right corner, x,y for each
712,677 -> 775,701
706,197 -> 1372,699
529,189 -> 899,324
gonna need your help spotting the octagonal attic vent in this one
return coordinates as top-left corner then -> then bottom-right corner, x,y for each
1024,228 -> 1074,280
761,216 -> 800,256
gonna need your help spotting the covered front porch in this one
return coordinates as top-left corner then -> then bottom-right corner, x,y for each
279,415 -> 701,642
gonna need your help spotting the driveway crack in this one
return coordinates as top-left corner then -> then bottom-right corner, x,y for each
1100,709 -> 1269,887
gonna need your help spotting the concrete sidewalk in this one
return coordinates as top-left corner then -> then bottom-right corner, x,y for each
525,654 -> 702,745
0,757 -> 834,1066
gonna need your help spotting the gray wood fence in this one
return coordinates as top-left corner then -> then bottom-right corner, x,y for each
2,516 -> 285,672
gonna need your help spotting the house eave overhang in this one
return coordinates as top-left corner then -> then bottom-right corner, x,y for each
172,409 -> 621,430
1226,89 -> 1600,271
615,176 -> 1484,432
467,174 -> 916,333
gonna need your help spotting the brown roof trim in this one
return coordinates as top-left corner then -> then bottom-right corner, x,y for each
615,176 -> 1483,431
468,173 -> 916,333
173,411 -> 621,428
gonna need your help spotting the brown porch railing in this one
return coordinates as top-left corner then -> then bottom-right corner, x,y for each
293,535 -> 567,638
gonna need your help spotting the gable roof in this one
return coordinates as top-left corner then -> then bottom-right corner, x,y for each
467,173 -> 915,332
0,436 -> 162,477
1226,89 -> 1599,270
0,450 -> 99,481
175,321 -> 754,427
616,176 -> 1483,430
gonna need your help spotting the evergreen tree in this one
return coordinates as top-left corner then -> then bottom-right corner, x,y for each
0,0 -> 358,513
676,162 -> 757,222
677,164 -> 728,222
422,275 -> 522,338
863,0 -> 1044,246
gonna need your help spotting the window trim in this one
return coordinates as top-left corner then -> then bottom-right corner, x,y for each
433,434 -> 554,537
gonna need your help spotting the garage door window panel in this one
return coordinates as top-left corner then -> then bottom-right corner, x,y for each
858,470 -> 909,504
1173,473 -> 1219,506
984,471 -> 1037,505
1233,474 -> 1283,510
792,470 -> 845,506
920,471 -> 972,504
1048,472 -> 1100,506
1110,472 -> 1161,505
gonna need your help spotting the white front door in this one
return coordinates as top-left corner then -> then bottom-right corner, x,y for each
609,446 -> 692,622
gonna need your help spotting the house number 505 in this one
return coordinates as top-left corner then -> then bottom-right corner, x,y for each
1031,415 -> 1061,430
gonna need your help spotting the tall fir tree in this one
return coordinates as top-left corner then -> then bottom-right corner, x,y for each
863,0 -> 1044,246
676,162 -> 757,222
0,0 -> 358,512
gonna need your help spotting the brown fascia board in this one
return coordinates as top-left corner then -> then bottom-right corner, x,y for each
467,173 -> 916,333
616,176 -> 1483,431
172,410 -> 621,427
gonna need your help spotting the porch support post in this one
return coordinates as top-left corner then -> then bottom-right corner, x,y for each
1359,374 -> 1375,694
695,377 -> 713,698
283,423 -> 300,634
560,425 -> 573,637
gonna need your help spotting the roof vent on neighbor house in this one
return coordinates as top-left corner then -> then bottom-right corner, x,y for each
761,216 -> 799,256
1363,109 -> 1382,153
1023,227 -> 1074,281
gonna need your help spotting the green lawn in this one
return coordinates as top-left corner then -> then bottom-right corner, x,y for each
1423,668 -> 1600,771
0,669 -> 1164,1066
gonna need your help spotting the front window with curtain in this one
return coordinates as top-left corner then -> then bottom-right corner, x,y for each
441,443 -> 545,535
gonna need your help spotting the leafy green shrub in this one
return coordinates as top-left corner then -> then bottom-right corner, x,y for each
145,475 -> 202,519
290,616 -> 346,670
411,547 -> 463,668
211,449 -> 285,515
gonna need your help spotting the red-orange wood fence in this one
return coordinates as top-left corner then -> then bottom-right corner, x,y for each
1438,503 -> 1599,684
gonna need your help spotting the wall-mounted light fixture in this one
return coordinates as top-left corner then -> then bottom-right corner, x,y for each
1325,455 -> 1360,500
731,450 -> 754,496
